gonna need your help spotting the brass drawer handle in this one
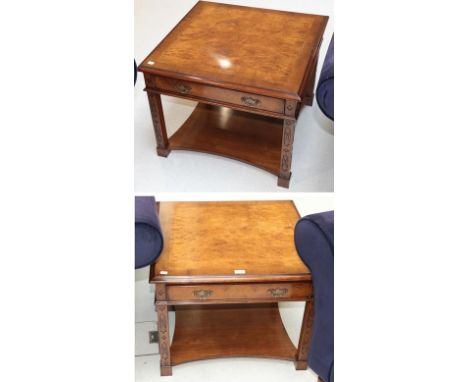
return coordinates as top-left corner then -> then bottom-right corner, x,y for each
175,83 -> 192,94
241,96 -> 261,107
192,290 -> 213,299
268,288 -> 289,297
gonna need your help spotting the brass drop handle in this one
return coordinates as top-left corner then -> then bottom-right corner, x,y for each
192,289 -> 213,299
175,83 -> 191,94
241,96 -> 261,107
268,288 -> 288,297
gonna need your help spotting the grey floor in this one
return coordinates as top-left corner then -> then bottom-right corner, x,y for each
135,352 -> 319,382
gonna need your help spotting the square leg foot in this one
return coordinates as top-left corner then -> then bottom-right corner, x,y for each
160,365 -> 172,376
294,360 -> 308,370
304,93 -> 315,107
277,173 -> 291,188
157,147 -> 171,157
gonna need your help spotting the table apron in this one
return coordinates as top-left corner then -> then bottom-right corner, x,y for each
144,75 -> 299,120
156,282 -> 312,304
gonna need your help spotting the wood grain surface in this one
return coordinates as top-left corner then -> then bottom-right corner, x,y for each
152,76 -> 285,114
166,281 -> 312,303
170,303 -> 297,365
150,200 -> 309,282
168,103 -> 283,175
139,1 -> 328,100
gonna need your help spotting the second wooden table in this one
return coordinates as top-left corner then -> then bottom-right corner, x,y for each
139,1 -> 328,188
150,200 -> 314,376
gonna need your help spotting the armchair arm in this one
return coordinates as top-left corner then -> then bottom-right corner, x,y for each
294,211 -> 334,382
316,35 -> 334,121
135,196 -> 164,269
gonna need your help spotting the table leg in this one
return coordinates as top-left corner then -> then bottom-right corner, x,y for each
278,119 -> 296,188
156,303 -> 172,376
295,300 -> 314,370
147,92 -> 171,157
304,56 -> 318,106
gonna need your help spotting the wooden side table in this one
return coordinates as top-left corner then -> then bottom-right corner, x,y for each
138,2 -> 328,188
150,201 -> 314,376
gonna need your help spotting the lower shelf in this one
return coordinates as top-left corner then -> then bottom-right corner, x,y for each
170,303 -> 297,366
169,104 -> 284,175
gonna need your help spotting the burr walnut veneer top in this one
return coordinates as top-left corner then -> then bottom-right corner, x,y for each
150,201 -> 310,283
139,1 -> 328,100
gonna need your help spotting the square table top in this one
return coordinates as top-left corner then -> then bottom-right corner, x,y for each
150,200 -> 310,283
139,1 -> 328,100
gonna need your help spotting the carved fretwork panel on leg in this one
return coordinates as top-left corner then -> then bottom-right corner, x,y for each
145,86 -> 170,157
278,117 -> 297,188
156,303 -> 172,376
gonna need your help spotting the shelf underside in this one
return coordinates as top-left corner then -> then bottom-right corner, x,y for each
170,303 -> 296,366
169,104 -> 284,175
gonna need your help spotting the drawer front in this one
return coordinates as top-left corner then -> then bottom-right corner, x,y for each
166,282 -> 311,302
146,75 -> 285,114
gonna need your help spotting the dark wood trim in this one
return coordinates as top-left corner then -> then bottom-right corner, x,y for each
144,87 -> 295,121
295,300 -> 314,370
290,200 -> 302,221
156,303 -> 172,376
285,99 -> 298,118
141,67 -> 302,101
278,118 -> 296,188
304,54 -> 319,106
155,297 -> 313,305
146,91 -> 170,157
150,273 -> 311,285
297,24 -> 328,98
154,201 -> 160,215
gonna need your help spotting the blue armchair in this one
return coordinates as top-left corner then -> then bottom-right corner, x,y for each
316,36 -> 334,121
295,211 -> 334,382
135,196 -> 164,269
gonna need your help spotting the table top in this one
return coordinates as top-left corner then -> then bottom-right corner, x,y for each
150,201 -> 310,283
139,1 -> 328,100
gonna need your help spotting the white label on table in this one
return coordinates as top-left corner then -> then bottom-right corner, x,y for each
234,269 -> 246,274
159,270 -> 168,275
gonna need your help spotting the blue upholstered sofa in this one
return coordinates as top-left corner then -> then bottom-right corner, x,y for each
295,211 -> 334,382
135,196 -> 164,269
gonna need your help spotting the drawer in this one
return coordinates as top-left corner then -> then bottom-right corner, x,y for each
166,282 -> 312,302
146,75 -> 285,114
